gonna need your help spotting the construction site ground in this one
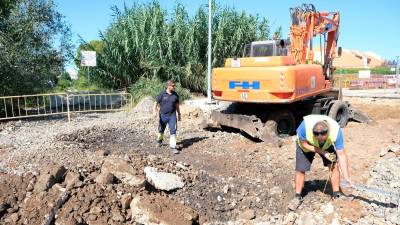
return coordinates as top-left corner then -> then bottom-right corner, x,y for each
0,94 -> 400,225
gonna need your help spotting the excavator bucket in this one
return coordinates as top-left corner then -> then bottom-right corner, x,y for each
202,110 -> 282,146
348,107 -> 373,124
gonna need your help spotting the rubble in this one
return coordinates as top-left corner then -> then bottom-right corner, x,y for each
130,194 -> 199,225
144,166 -> 185,191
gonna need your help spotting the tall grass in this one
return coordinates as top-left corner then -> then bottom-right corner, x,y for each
86,1 -> 275,93
130,77 -> 191,104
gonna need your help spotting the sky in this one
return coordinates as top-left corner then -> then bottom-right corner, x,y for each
55,0 -> 400,67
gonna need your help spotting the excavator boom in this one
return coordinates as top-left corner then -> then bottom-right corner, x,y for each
290,4 -> 340,79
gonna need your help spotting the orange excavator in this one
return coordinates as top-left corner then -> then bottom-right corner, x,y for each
204,4 -> 370,143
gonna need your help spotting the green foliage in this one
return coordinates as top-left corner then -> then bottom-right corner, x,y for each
70,75 -> 106,92
334,66 -> 395,75
0,0 -> 17,18
54,72 -> 72,92
273,26 -> 282,39
84,1 -> 274,93
0,0 -> 72,96
54,70 -> 107,93
130,77 -> 191,104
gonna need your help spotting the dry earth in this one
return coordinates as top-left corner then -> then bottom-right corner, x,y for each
0,96 -> 399,225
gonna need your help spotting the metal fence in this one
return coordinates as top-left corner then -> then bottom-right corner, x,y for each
0,92 -> 133,122
333,75 -> 399,89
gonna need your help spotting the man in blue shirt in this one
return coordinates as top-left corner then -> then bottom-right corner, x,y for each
153,80 -> 181,154
288,115 -> 353,211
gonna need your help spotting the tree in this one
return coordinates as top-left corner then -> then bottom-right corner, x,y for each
86,1 -> 274,93
0,0 -> 72,96
273,26 -> 283,40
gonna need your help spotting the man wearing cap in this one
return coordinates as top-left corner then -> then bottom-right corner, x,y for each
153,80 -> 181,154
288,114 -> 353,211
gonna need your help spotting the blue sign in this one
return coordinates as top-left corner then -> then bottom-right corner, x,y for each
229,81 -> 260,90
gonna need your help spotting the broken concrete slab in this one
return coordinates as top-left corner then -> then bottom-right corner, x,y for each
144,167 -> 184,191
64,171 -> 80,189
101,158 -> 145,187
34,164 -> 67,193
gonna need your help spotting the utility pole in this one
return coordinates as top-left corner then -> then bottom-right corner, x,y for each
396,56 -> 400,94
207,0 -> 212,103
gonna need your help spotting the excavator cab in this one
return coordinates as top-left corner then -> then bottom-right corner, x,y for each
243,39 -> 290,57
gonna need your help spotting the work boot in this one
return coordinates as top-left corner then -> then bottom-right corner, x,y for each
169,134 -> 177,149
156,133 -> 163,147
288,194 -> 303,211
170,147 -> 179,154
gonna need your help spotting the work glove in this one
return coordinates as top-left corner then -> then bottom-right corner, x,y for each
324,152 -> 337,163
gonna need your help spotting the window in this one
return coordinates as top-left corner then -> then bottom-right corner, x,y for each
252,44 -> 274,57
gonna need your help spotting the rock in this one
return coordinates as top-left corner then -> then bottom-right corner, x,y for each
101,158 -> 145,187
223,185 -> 230,194
373,218 -> 386,225
323,203 -> 335,215
90,206 -> 103,215
176,162 -> 188,170
379,148 -> 389,157
388,145 -> 400,153
380,145 -> 400,157
238,209 -> 256,220
283,212 -> 297,224
121,194 -> 132,209
270,186 -> 283,195
147,154 -> 158,163
64,172 -> 80,189
331,217 -> 341,225
95,171 -> 114,185
5,213 -> 19,223
87,214 -> 97,221
96,149 -> 111,157
299,214 -> 316,225
188,108 -> 202,118
0,203 -> 10,214
26,182 -> 34,192
34,164 -> 67,192
144,167 -> 184,191
130,194 -> 198,225
388,213 -> 400,224
34,174 -> 56,192
49,165 -> 67,182
55,217 -> 78,225
111,210 -> 125,222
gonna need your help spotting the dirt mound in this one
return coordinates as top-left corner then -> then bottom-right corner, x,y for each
131,193 -> 199,225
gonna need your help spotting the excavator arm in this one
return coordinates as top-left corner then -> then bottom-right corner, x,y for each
290,4 -> 340,79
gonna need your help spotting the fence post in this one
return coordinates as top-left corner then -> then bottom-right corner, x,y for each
130,94 -> 133,112
66,93 -> 71,123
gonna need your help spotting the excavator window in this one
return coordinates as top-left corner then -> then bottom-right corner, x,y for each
243,44 -> 251,57
252,44 -> 274,57
278,39 -> 288,56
